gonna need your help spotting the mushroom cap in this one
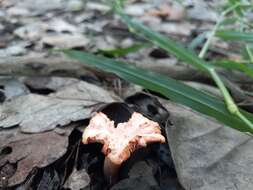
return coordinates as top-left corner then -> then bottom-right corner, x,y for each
82,112 -> 165,165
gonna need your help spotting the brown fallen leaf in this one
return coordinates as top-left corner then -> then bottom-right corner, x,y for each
0,127 -> 73,186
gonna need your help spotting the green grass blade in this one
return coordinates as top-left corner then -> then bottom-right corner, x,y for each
115,10 -> 210,72
112,4 -> 253,130
216,30 -> 253,42
220,17 -> 238,25
228,0 -> 243,16
212,60 -> 253,79
64,49 -> 253,133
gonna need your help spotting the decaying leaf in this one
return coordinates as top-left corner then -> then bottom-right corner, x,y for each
161,99 -> 253,190
0,127 -> 72,186
0,81 -> 118,133
0,78 -> 29,101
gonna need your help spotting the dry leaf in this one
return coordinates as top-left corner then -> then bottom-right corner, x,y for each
41,34 -> 90,48
0,128 -> 72,186
161,100 -> 253,190
0,81 -> 117,133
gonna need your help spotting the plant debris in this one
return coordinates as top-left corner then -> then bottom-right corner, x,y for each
0,127 -> 73,186
0,93 -> 183,190
0,81 -> 117,133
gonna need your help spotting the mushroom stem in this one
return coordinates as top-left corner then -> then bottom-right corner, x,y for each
103,157 -> 120,185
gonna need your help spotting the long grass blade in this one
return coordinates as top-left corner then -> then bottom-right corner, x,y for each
212,60 -> 253,79
216,30 -> 253,42
64,49 -> 253,133
114,9 -> 210,72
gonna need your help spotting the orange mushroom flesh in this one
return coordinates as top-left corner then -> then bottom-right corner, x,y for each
82,112 -> 165,184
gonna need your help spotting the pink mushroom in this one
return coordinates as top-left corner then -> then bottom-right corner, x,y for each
82,112 -> 165,184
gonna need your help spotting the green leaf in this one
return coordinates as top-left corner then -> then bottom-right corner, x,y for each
96,43 -> 150,58
227,0 -> 243,16
245,44 -> 253,62
212,60 -> 253,79
64,49 -> 253,133
220,17 -> 238,25
216,30 -> 253,42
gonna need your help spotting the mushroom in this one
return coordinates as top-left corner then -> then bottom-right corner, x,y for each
82,111 -> 165,184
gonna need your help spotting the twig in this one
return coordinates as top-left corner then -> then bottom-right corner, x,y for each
0,55 -> 105,78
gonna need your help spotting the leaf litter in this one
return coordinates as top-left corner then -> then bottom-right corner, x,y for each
0,0 -> 253,189
0,80 -> 117,133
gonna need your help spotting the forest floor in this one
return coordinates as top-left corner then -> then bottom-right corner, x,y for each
0,0 -> 253,190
